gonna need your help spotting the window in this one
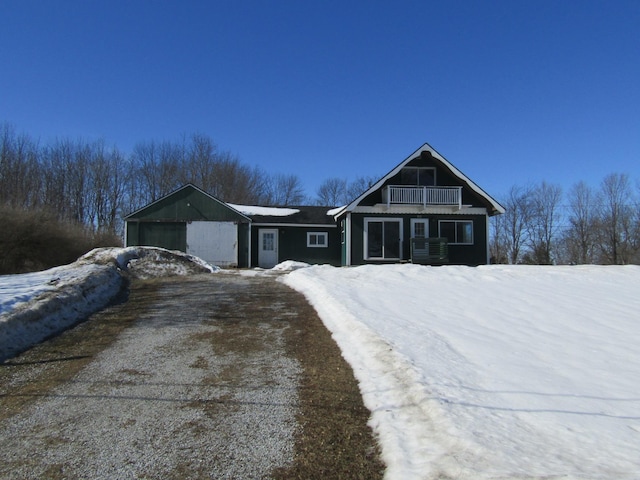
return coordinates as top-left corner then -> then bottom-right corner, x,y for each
410,219 -> 428,238
401,167 -> 436,186
364,218 -> 403,260
307,232 -> 328,248
439,220 -> 473,244
262,232 -> 275,250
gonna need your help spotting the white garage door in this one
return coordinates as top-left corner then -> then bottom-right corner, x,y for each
186,221 -> 238,267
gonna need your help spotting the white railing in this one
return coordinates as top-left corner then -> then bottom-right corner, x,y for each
384,186 -> 462,208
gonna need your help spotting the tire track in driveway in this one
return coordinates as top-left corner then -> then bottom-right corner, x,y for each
0,273 -> 384,479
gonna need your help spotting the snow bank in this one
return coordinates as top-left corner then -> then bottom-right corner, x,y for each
283,264 -> 640,480
271,260 -> 311,272
0,247 -> 216,361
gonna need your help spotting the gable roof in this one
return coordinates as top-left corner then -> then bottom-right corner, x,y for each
124,184 -> 252,222
337,142 -> 505,217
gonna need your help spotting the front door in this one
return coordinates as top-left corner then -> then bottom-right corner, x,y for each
258,229 -> 278,268
411,219 -> 429,239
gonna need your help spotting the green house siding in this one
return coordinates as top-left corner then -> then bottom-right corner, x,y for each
251,226 -> 341,267
348,213 -> 488,266
238,223 -> 250,268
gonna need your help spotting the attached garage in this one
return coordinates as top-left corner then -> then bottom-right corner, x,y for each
124,185 -> 251,267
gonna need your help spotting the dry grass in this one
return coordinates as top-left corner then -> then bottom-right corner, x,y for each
272,284 -> 385,480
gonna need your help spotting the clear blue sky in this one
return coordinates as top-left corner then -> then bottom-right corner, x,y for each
1,0 -> 638,200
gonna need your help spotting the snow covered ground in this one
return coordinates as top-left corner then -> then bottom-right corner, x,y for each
283,264 -> 640,479
3,252 -> 639,479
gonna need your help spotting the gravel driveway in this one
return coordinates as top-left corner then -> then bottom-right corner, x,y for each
0,273 -> 383,479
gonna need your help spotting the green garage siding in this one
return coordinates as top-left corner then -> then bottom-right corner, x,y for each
135,222 -> 187,252
126,186 -> 248,223
124,185 -> 252,267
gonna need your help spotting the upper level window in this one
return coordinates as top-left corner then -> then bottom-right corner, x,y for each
401,167 -> 436,186
307,232 -> 328,248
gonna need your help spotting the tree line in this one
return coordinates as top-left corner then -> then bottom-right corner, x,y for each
0,124 -> 320,235
490,175 -> 640,265
3,122 -> 638,269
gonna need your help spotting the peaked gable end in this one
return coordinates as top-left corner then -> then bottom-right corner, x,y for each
125,184 -> 251,223
339,143 -> 505,216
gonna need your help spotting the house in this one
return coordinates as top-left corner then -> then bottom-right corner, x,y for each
124,185 -> 341,268
229,204 -> 341,268
334,142 -> 504,266
124,142 -> 504,267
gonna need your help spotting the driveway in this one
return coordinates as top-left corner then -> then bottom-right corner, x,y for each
0,273 -> 383,479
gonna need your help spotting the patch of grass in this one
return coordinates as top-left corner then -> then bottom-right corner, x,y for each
272,284 -> 385,480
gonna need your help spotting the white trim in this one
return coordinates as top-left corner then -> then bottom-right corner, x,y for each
351,205 -> 488,215
364,217 -> 404,261
410,218 -> 429,239
486,215 -> 490,264
345,213 -> 352,266
438,219 -> 474,245
248,223 -> 252,268
251,223 -> 337,228
307,231 -> 328,248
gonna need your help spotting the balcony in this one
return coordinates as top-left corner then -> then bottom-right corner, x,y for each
382,185 -> 462,208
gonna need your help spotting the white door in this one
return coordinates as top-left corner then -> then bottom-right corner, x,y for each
186,221 -> 238,267
410,219 -> 429,239
258,229 -> 278,268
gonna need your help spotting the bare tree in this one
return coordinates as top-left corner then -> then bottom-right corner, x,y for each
598,173 -> 634,264
315,175 -> 378,206
346,175 -> 377,201
499,185 -> 531,264
562,181 -> 599,264
316,177 -> 348,206
523,181 -> 563,264
131,140 -> 182,204
88,142 -> 129,235
263,173 -> 306,206
0,124 -> 42,208
489,213 -> 509,264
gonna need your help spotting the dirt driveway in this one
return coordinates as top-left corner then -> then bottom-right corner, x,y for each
0,273 -> 383,479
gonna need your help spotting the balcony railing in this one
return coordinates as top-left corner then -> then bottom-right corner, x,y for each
383,186 -> 462,208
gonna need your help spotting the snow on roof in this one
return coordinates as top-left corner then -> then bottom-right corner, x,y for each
326,206 -> 346,216
227,204 -> 300,217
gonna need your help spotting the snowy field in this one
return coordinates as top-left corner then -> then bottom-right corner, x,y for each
2,251 -> 639,479
283,264 -> 640,480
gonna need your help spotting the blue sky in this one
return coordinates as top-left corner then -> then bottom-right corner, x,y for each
1,1 -> 639,200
